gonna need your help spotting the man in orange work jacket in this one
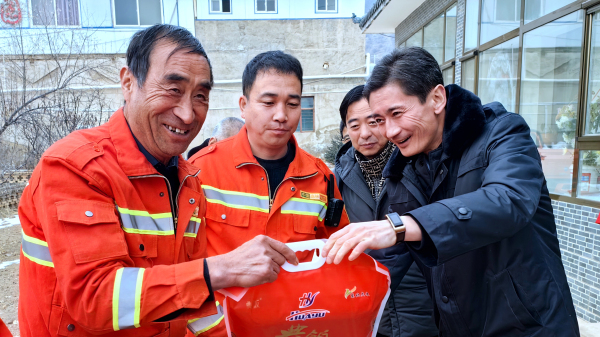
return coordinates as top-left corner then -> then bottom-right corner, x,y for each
18,25 -> 298,337
189,51 -> 350,336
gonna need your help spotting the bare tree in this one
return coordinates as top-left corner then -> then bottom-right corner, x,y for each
0,17 -> 116,185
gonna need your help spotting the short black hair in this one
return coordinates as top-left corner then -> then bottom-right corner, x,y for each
127,24 -> 213,88
339,84 -> 365,123
339,120 -> 346,138
363,47 -> 443,104
242,51 -> 303,97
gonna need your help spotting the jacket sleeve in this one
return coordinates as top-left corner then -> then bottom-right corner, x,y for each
406,113 -> 545,267
32,156 -> 216,334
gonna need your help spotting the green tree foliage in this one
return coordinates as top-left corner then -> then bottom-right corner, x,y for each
322,135 -> 343,165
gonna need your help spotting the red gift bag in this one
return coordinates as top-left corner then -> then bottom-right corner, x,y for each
218,240 -> 391,337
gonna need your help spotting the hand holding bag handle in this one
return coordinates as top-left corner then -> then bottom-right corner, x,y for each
281,239 -> 327,272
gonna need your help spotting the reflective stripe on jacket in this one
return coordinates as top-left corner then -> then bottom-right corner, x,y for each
18,109 -> 216,337
187,126 -> 350,336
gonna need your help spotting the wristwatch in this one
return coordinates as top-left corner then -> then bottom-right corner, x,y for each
385,212 -> 406,243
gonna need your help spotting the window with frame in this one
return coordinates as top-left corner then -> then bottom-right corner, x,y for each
256,0 -> 276,13
477,37 -> 519,113
317,0 -> 336,12
406,30 -> 422,48
495,0 -> 519,21
31,0 -> 79,26
210,0 -> 231,13
114,0 -> 162,26
297,97 -> 314,132
442,65 -> 455,86
464,0 -> 479,52
399,3 -> 457,67
524,0 -> 576,23
459,0 -> 600,205
480,0 -> 520,44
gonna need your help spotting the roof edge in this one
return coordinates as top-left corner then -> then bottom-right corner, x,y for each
359,0 -> 393,31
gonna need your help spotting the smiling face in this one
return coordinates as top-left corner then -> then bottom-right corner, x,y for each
239,69 -> 302,160
369,83 -> 446,158
121,41 -> 212,164
345,98 -> 388,159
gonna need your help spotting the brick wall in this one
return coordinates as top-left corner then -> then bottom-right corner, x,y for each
0,172 -> 31,209
454,0 -> 465,85
554,200 -> 600,322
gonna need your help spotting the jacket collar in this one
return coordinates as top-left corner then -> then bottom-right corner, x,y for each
335,143 -> 381,209
232,125 -> 317,177
334,141 -> 354,178
383,84 -> 486,179
108,108 -> 199,178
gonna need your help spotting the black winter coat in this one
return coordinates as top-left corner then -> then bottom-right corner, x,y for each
335,143 -> 438,337
384,85 -> 579,337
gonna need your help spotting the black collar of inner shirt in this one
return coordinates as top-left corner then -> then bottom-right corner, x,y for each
126,123 -> 178,173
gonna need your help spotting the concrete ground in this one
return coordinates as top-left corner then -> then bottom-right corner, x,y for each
581,318 -> 600,337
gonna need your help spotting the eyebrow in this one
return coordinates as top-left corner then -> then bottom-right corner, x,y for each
258,92 -> 301,100
347,118 -> 359,124
200,81 -> 212,91
165,73 -> 212,91
165,73 -> 188,82
387,104 -> 405,113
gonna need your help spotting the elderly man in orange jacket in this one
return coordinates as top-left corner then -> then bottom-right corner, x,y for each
188,51 -> 350,336
18,25 -> 298,337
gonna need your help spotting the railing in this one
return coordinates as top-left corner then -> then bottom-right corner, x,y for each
0,171 -> 32,209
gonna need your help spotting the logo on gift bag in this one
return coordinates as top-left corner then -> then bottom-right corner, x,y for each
286,309 -> 330,321
299,292 -> 319,308
345,286 -> 370,299
286,291 -> 329,321
344,286 -> 356,299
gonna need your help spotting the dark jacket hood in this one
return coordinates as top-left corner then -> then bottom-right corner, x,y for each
383,84 -> 486,179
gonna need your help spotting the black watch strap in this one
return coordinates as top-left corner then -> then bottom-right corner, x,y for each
396,231 -> 406,243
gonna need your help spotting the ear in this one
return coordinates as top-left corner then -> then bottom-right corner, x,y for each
120,67 -> 135,103
431,84 -> 446,115
208,137 -> 218,146
239,95 -> 248,119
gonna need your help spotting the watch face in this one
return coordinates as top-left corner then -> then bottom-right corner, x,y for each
388,213 -> 402,227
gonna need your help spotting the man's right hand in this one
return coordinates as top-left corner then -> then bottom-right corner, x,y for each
206,235 -> 299,290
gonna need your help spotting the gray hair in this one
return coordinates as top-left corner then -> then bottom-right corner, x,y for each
212,117 -> 245,140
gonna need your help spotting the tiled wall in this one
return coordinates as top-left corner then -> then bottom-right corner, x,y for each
553,200 -> 600,322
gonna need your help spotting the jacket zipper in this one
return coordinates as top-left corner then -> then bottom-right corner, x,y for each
129,171 -> 200,231
236,162 -> 318,211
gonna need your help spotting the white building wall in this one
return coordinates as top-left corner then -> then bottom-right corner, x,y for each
0,0 -> 196,54
195,0 -> 364,20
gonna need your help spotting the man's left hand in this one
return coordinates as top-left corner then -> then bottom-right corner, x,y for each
322,220 -> 396,264
322,216 -> 423,264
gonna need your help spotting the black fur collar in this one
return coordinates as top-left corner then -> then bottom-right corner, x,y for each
383,84 -> 486,179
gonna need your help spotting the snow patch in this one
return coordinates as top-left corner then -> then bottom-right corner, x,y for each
0,215 -> 20,230
0,259 -> 19,270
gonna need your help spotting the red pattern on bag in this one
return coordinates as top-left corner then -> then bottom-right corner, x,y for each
219,252 -> 390,337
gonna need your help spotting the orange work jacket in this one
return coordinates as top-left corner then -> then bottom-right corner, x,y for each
0,318 -> 12,337
18,109 -> 217,337
187,126 -> 349,336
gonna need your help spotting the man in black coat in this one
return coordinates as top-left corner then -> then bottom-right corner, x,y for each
323,47 -> 579,337
335,85 -> 437,337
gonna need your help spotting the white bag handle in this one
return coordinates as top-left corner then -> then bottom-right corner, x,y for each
281,239 -> 327,272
